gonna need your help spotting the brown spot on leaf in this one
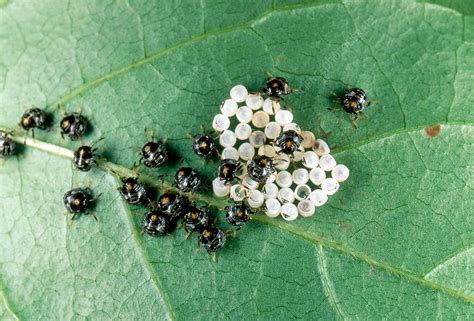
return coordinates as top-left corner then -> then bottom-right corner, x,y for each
424,125 -> 441,138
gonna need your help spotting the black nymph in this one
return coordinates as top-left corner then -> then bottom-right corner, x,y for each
275,130 -> 303,155
20,108 -> 47,137
192,134 -> 217,158
0,132 -> 16,157
73,145 -> 97,172
247,155 -> 275,183
198,226 -> 226,253
182,206 -> 208,232
140,141 -> 168,168
120,177 -> 148,205
225,203 -> 252,227
262,77 -> 291,99
63,188 -> 96,219
341,88 -> 368,114
218,159 -> 242,184
143,210 -> 175,236
60,113 -> 87,140
157,192 -> 185,218
175,167 -> 201,192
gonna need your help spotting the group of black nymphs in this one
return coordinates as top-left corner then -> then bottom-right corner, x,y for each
0,76 -> 370,261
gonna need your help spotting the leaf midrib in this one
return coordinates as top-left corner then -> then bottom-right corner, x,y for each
316,245 -> 345,320
1,122 -> 473,305
114,175 -> 176,321
1,0 -> 471,318
0,288 -> 20,321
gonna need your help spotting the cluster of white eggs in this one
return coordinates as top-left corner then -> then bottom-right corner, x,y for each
211,85 -> 349,221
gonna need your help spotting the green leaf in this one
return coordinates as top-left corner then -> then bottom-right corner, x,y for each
1,0 -> 473,319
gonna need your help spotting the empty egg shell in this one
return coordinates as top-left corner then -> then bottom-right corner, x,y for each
297,200 -> 315,217
249,130 -> 266,148
308,189 -> 328,207
236,106 -> 253,123
262,98 -> 281,115
230,85 -> 248,103
265,198 -> 281,218
219,130 -> 236,147
235,123 -> 252,140
213,178 -> 230,197
245,94 -> 264,110
212,114 -> 230,132
221,147 -> 239,160
331,164 -> 350,182
281,203 -> 298,221
321,178 -> 339,195
301,131 -> 315,149
313,139 -> 330,156
220,99 -> 238,117
252,111 -> 270,128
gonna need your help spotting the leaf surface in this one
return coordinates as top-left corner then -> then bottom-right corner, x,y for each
0,0 -> 473,319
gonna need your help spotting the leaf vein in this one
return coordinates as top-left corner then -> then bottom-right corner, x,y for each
0,123 -> 473,305
47,0 -> 347,109
254,215 -> 474,304
0,288 -> 20,321
315,245 -> 346,320
113,175 -> 177,321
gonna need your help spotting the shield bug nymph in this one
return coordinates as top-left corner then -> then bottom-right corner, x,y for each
139,129 -> 168,168
274,130 -> 304,156
182,206 -> 208,233
143,210 -> 176,236
74,145 -> 96,171
331,87 -> 371,127
157,192 -> 185,218
20,108 -> 48,138
175,167 -> 201,192
225,203 -> 252,227
218,159 -> 243,184
60,112 -> 87,141
0,131 -> 16,157
192,133 -> 217,159
120,177 -> 148,205
63,188 -> 99,220
198,226 -> 226,260
73,137 -> 103,172
247,155 -> 275,183
341,88 -> 369,114
262,77 -> 291,99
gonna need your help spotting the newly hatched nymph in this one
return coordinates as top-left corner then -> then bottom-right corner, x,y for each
262,77 -> 291,99
60,112 -> 87,140
275,130 -> 303,156
192,133 -> 217,158
175,167 -> 201,192
73,145 -> 97,172
218,159 -> 242,184
225,203 -> 252,227
341,88 -> 369,114
143,210 -> 175,236
120,177 -> 148,205
182,206 -> 208,233
247,155 -> 275,183
157,192 -> 185,218
140,137 -> 168,168
0,131 -> 16,157
198,226 -> 226,255
20,108 -> 47,138
63,188 -> 98,220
